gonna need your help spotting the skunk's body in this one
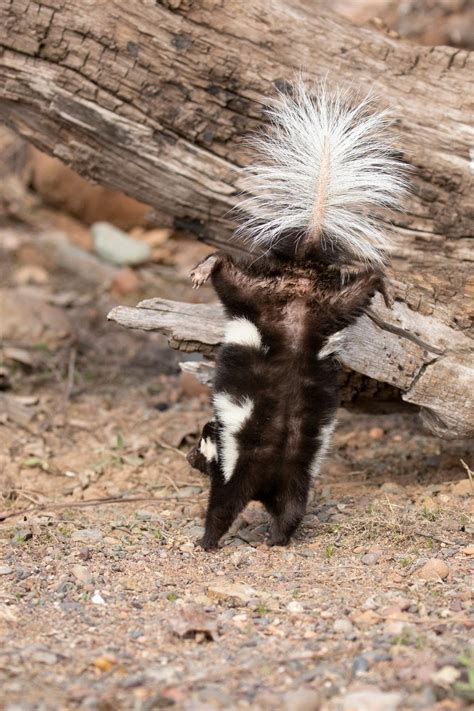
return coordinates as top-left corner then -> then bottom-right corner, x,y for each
188,83 -> 408,550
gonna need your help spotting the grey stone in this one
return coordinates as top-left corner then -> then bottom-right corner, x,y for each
92,222 -> 151,266
0,566 -> 13,575
333,618 -> 353,634
71,529 -> 103,543
29,649 -> 58,665
284,688 -> 320,711
335,689 -> 402,711
352,655 -> 370,674
361,552 -> 381,565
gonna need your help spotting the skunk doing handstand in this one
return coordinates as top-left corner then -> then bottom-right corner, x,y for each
187,82 -> 409,550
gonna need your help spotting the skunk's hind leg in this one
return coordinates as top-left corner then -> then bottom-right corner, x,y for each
264,489 -> 308,547
201,477 -> 250,550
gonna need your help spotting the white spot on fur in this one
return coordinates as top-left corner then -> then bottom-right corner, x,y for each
224,317 -> 263,349
318,331 -> 345,359
199,437 -> 217,462
309,419 -> 337,479
213,392 -> 254,482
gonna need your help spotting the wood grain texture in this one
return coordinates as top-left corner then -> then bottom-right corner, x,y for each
108,293 -> 474,438
1,0 -> 472,436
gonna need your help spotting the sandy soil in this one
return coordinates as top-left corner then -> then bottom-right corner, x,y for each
0,226 -> 472,711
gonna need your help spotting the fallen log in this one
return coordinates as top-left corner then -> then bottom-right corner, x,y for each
108,284 -> 473,438
1,0 -> 472,437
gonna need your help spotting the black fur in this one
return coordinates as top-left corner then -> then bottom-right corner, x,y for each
189,249 -> 385,550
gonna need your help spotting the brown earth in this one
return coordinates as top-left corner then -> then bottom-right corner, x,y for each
0,219 -> 473,711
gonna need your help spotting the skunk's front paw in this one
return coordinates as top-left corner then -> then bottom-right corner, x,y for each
190,254 -> 219,288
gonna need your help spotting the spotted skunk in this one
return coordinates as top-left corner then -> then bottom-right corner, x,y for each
187,82 -> 408,550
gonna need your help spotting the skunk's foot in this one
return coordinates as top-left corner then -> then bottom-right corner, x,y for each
268,532 -> 291,547
190,255 -> 219,289
199,535 -> 219,551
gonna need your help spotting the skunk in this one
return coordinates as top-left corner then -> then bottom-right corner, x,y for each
187,82 -> 408,550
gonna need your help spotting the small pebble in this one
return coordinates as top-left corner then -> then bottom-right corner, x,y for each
91,591 -> 106,605
336,689 -> 402,711
333,618 -> 353,634
71,565 -> 92,586
286,600 -> 304,614
380,482 -> 404,494
431,665 -> 461,686
417,558 -> 450,581
361,552 -> 381,565
352,655 -> 369,674
30,650 -> 57,665
0,566 -> 14,575
369,427 -> 384,440
71,529 -> 103,543
283,688 -> 320,711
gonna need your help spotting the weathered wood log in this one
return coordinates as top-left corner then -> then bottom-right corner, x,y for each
108,287 -> 473,438
1,0 -> 472,437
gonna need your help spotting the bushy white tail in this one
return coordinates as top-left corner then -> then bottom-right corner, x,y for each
236,82 -> 409,266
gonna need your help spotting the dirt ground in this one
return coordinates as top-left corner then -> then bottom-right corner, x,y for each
0,218 -> 473,711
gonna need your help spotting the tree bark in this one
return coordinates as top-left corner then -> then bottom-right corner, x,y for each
1,0 -> 472,437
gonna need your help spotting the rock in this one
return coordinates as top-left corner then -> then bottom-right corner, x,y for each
135,227 -> 173,247
361,552 -> 381,565
29,649 -> 58,665
0,566 -> 13,575
334,689 -> 402,711
286,600 -> 304,614
71,529 -> 103,543
93,655 -> 116,672
431,665 -> 461,687
186,525 -> 205,538
384,620 -> 409,636
179,542 -> 194,554
14,265 -> 49,286
369,427 -> 384,440
71,564 -> 92,586
208,582 -> 264,604
441,519 -> 462,532
333,618 -> 354,634
92,222 -> 151,265
416,558 -> 450,581
78,547 -> 91,561
168,604 -> 218,641
452,479 -> 472,496
463,545 -> 474,556
91,591 -> 106,605
352,610 -> 380,629
284,688 -> 320,711
111,267 -> 140,295
380,482 -> 404,494
0,288 -> 72,347
30,149 -> 150,229
352,655 -> 369,674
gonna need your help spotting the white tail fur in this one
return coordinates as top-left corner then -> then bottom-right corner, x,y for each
235,82 -> 409,266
